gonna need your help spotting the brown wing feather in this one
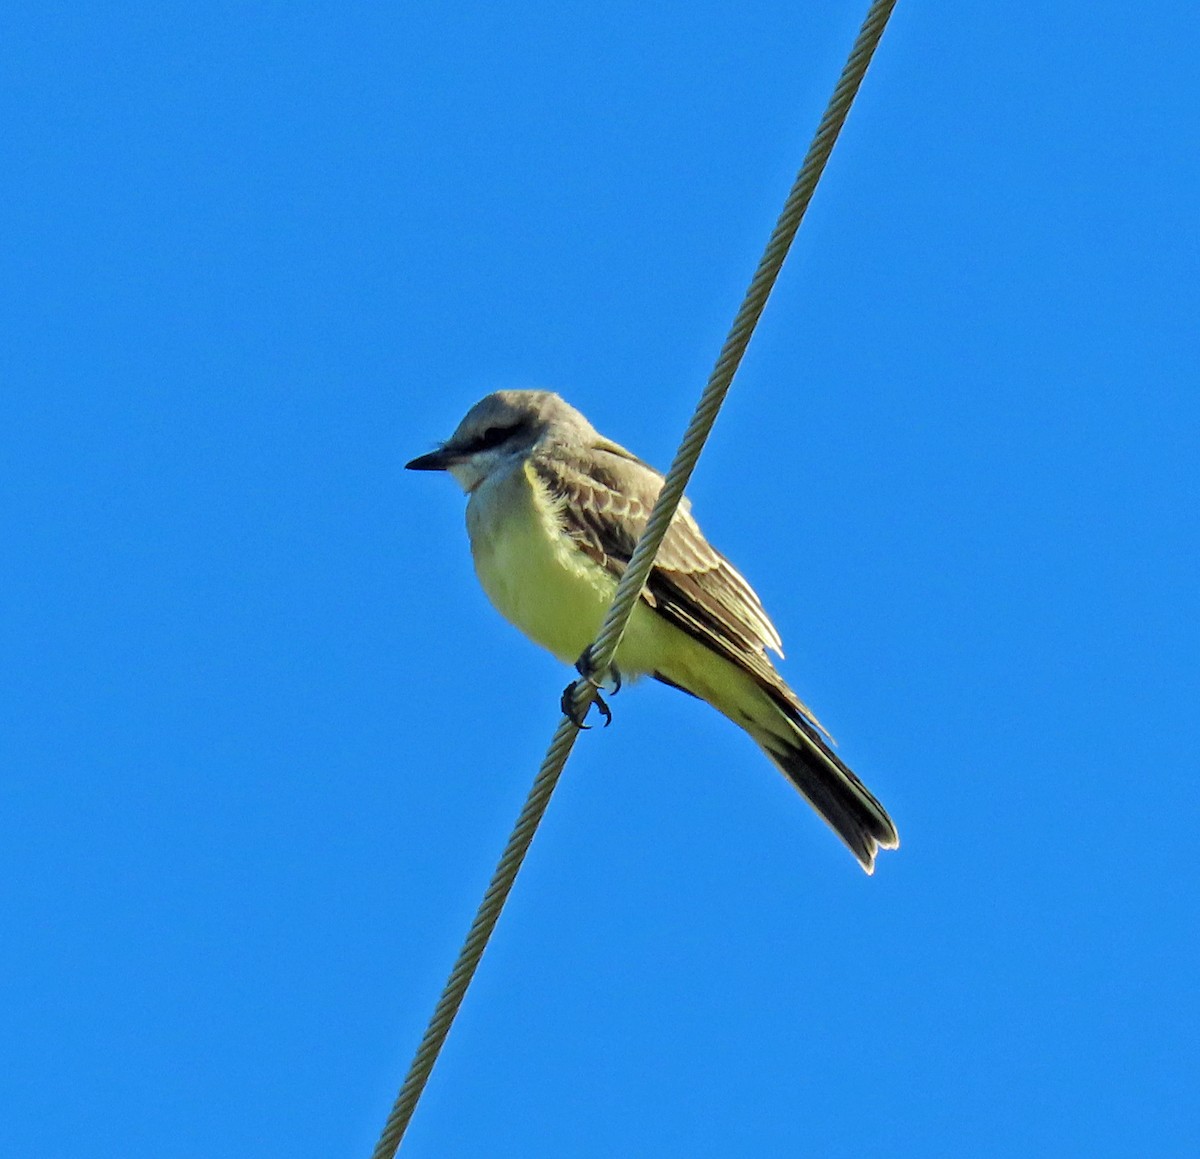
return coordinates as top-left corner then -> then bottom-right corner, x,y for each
531,441 -> 828,734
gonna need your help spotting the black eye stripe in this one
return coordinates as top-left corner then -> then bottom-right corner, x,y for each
465,420 -> 529,453
472,426 -> 508,450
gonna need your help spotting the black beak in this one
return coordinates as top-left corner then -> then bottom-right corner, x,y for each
405,447 -> 455,471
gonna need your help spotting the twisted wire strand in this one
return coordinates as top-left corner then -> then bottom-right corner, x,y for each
372,2 -> 897,1153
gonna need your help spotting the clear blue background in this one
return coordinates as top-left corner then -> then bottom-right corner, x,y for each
4,3 -> 1198,1156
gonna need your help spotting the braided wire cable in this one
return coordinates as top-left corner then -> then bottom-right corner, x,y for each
372,2 -> 898,1153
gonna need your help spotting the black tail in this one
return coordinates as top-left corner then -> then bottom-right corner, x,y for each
753,716 -> 899,873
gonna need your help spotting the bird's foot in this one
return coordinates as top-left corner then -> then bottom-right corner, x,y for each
560,646 -> 622,728
560,681 -> 611,728
576,644 -> 622,696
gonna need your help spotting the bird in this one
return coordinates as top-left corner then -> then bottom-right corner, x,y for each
406,390 -> 898,872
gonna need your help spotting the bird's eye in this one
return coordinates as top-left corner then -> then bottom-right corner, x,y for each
470,424 -> 516,452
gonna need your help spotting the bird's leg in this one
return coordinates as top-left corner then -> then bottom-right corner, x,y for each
560,645 -> 621,728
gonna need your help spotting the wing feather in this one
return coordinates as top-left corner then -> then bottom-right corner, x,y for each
531,441 -> 828,733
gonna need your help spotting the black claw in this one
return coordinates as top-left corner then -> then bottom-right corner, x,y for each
560,680 -> 592,728
560,677 -> 614,729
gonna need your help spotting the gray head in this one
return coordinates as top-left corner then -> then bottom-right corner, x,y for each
406,390 -> 596,492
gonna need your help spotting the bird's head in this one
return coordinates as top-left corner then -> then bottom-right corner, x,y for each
406,390 -> 593,493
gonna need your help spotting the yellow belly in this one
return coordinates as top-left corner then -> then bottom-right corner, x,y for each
467,460 -> 616,665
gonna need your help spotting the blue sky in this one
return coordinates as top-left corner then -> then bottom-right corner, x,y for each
4,3 -> 1198,1156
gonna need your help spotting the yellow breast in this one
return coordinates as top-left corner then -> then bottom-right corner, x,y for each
466,460 -> 616,664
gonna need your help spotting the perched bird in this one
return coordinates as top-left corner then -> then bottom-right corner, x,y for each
406,390 -> 898,872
